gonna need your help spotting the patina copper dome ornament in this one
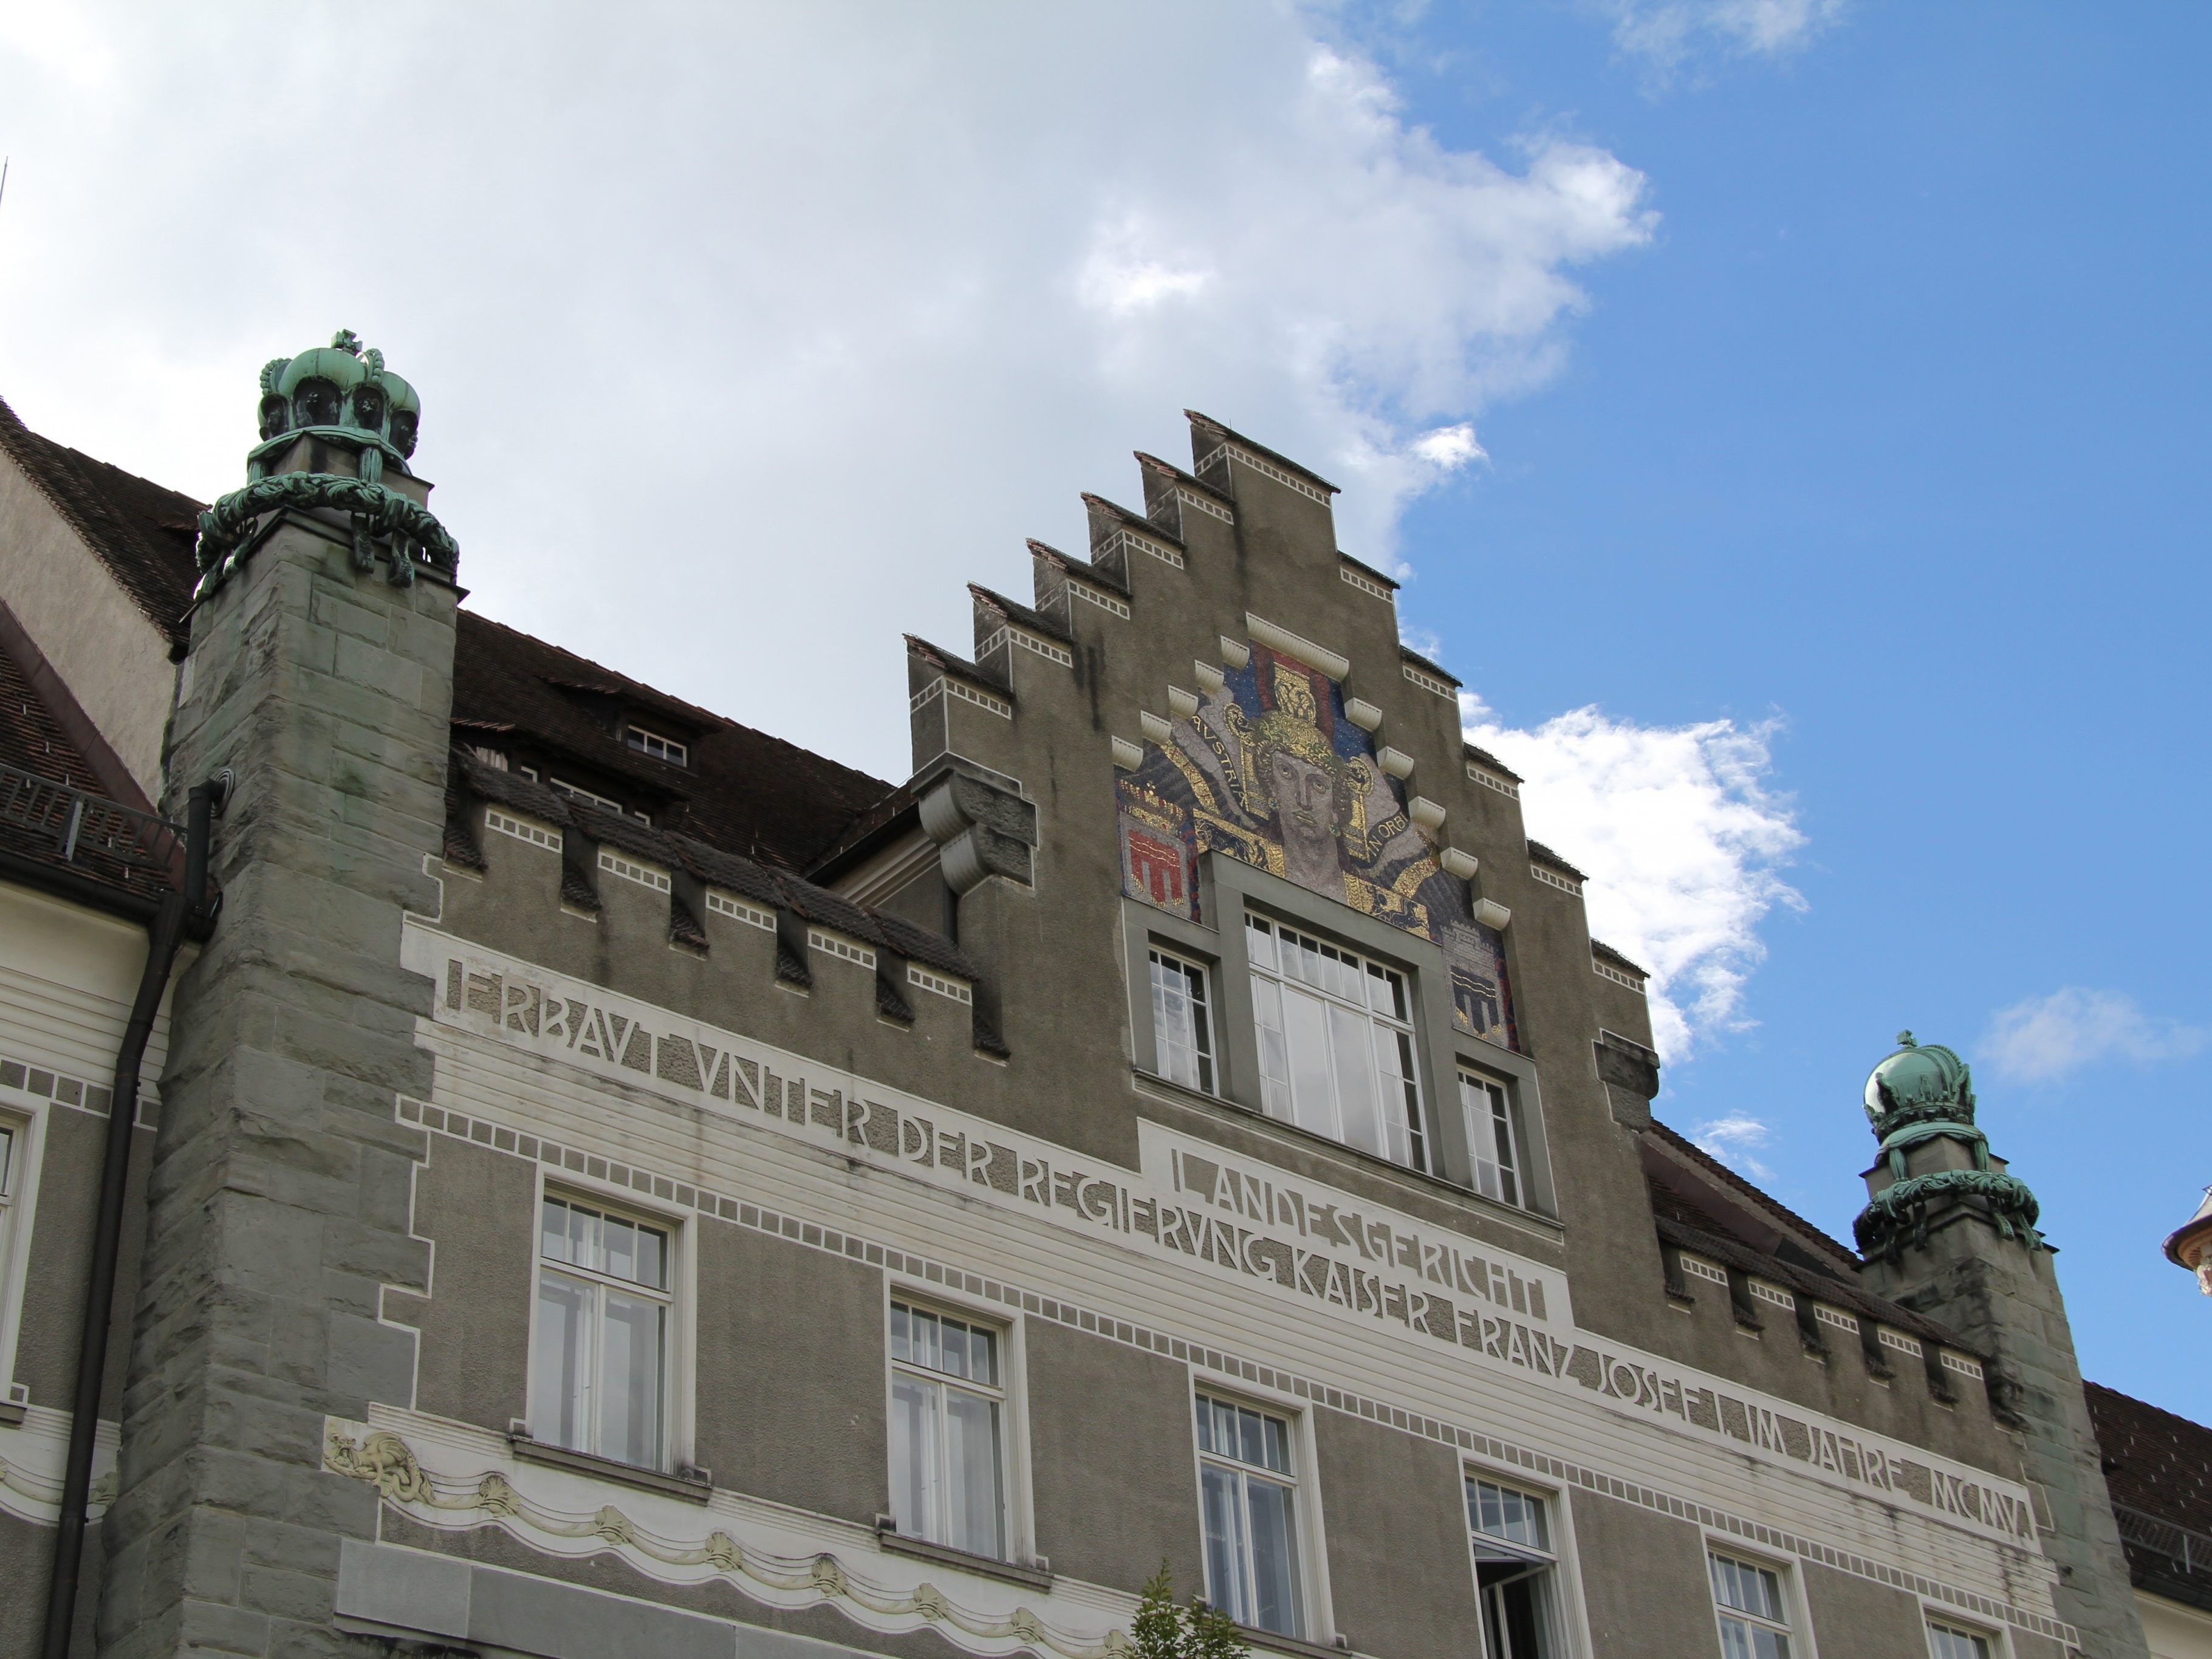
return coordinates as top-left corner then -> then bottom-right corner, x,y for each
193,330 -> 456,600
1854,1031 -> 2043,1259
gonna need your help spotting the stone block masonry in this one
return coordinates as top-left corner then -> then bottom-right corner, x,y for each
97,508 -> 457,1658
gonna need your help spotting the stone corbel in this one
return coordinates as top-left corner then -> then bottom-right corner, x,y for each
917,767 -> 1038,895
1595,1028 -> 1660,1129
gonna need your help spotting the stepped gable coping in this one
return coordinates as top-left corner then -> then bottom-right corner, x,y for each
969,583 -> 1073,643
1080,493 -> 1186,548
1462,742 -> 1522,783
1184,410 -> 1342,495
1398,643 -> 1460,686
2084,1382 -> 2212,1538
1526,840 -> 1587,882
905,634 -> 1014,696
1134,451 -> 1237,507
1648,1118 -> 1861,1274
1027,538 -> 1131,599
457,611 -> 894,875
1339,550 -> 1399,590
451,748 -> 976,982
1592,939 -> 1650,978
0,394 -> 202,650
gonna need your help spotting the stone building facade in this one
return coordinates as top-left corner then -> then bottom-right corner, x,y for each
0,341 -> 2196,1658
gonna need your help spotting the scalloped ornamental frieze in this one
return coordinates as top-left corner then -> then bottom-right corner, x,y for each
326,1412 -> 1138,1659
405,925 -> 2044,1559
0,1406 -> 120,1526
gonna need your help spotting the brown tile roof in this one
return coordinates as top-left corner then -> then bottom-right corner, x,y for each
1648,1117 -> 1861,1271
452,612 -> 893,874
0,632 -> 177,906
2086,1381 -> 2212,1608
0,398 -> 900,877
0,395 -> 200,650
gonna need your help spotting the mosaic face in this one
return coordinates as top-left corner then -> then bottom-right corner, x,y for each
1117,641 -> 1516,1050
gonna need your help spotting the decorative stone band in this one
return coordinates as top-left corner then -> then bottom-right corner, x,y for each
1854,1169 -> 2043,1258
193,471 -> 459,598
1198,440 -> 1333,505
1530,863 -> 1582,897
1340,566 -> 1392,601
0,1406 -> 120,1527
325,1416 -> 1135,1659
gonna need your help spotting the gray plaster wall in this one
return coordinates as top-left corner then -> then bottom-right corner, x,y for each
1799,1558 -> 1940,1654
1022,1319 -> 1201,1597
693,1218 -> 888,1525
1,1510 -> 99,1659
1310,1407 -> 1479,1658
1564,1487 -> 1714,1657
391,1132 -> 535,1430
14,1106 -> 154,1414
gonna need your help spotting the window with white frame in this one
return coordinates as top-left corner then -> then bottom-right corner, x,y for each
1460,1072 -> 1522,1207
1196,1394 -> 1305,1638
1246,914 -> 1425,1171
1468,1476 -> 1561,1658
531,1195 -> 672,1469
1926,1620 -> 1992,1659
0,1120 -> 17,1316
1710,1553 -> 1795,1659
889,1302 -> 1007,1559
1149,949 -> 1214,1093
626,725 -> 688,767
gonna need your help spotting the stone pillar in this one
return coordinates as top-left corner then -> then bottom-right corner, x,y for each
95,338 -> 456,1657
1854,1035 -> 2147,1659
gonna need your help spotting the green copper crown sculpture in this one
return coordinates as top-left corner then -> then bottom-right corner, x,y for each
193,330 -> 459,599
1853,1031 -> 2041,1258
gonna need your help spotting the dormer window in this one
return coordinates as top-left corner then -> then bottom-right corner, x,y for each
626,725 -> 688,767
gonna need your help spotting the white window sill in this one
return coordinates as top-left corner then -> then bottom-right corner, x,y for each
508,1432 -> 710,1504
874,1522 -> 1052,1589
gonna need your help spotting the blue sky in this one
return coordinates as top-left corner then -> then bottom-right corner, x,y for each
0,3 -> 2200,1411
1372,2 -> 2211,1413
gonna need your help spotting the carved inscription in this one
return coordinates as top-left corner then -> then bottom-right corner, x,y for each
426,939 -> 2035,1543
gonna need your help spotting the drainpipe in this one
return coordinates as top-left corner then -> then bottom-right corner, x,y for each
40,772 -> 227,1659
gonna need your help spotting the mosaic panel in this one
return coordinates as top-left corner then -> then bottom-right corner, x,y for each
1117,639 -> 1516,1048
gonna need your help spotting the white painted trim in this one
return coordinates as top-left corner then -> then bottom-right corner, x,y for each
1244,614 -> 1350,682
1341,565 -> 1392,600
485,808 -> 561,853
598,849 -> 671,893
704,892 -> 776,932
1403,662 -> 1456,700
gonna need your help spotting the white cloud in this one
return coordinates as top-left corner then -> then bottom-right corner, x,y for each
0,5 -> 1654,779
1603,0 -> 1845,77
1462,696 -> 1803,1061
1411,423 -> 1486,468
1691,1113 -> 1776,1182
1981,988 -> 2207,1086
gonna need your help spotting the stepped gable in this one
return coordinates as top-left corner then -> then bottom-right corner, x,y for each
2085,1381 -> 2212,1609
1592,939 -> 1649,977
0,395 -> 201,650
451,612 -> 895,874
